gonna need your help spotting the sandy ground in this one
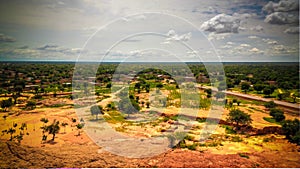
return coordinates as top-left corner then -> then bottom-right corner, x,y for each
0,96 -> 300,167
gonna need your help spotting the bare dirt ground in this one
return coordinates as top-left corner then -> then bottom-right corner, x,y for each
0,97 -> 300,168
1,140 -> 299,168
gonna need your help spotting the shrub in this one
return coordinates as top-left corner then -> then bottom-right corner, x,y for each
270,108 -> 285,122
264,101 -> 276,109
26,100 -> 36,110
239,153 -> 249,159
231,136 -> 243,142
186,144 -> 197,150
281,119 -> 300,145
223,125 -> 236,134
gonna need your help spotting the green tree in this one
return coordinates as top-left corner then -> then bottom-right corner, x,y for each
253,84 -> 264,93
90,105 -> 103,120
270,108 -> 285,122
40,118 -> 49,138
227,109 -> 252,130
205,88 -> 212,98
76,123 -> 84,136
106,83 -> 112,88
45,119 -> 60,141
71,118 -> 77,127
1,98 -> 13,111
263,86 -> 273,96
26,100 -> 36,110
146,102 -> 150,108
156,83 -> 163,89
7,127 -> 16,141
241,82 -> 250,93
281,119 -> 300,145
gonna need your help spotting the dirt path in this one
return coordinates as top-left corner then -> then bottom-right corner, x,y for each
197,85 -> 300,114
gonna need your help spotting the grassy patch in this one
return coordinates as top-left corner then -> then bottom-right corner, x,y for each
248,106 -> 265,113
197,118 -> 206,123
186,144 -> 197,150
231,136 -> 243,142
104,111 -> 126,124
222,125 -> 236,134
184,134 -> 194,141
263,137 -> 275,143
44,104 -> 69,108
263,117 -> 281,125
169,115 -> 179,121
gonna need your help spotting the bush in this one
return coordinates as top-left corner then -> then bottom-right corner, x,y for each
281,119 -> 300,145
26,100 -> 36,110
270,108 -> 285,122
186,144 -> 197,150
223,125 -> 236,134
264,101 -> 276,109
239,153 -> 249,159
231,136 -> 243,142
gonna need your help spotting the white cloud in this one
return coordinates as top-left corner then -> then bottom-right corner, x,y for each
200,14 -> 241,33
164,30 -> 192,42
248,35 -> 259,39
263,0 -> 299,25
240,44 -> 251,47
0,33 -> 16,42
264,11 -> 299,24
207,32 -> 231,41
221,44 -> 233,49
263,0 -> 299,14
262,38 -> 278,45
249,47 -> 263,54
284,26 -> 299,34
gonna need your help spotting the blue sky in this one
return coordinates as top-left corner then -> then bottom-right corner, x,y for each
0,0 -> 298,62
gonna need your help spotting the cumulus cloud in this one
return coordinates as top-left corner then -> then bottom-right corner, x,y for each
264,11 -> 299,24
164,30 -> 192,42
248,35 -> 259,39
240,44 -> 251,47
0,34 -> 16,42
200,14 -> 241,33
263,0 -> 299,25
207,32 -> 231,41
284,26 -> 299,34
249,47 -> 263,54
263,0 -> 299,14
262,38 -> 279,45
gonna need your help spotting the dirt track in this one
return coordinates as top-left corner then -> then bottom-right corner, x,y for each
197,85 -> 300,114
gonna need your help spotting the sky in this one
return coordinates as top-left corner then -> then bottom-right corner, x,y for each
0,0 -> 299,62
